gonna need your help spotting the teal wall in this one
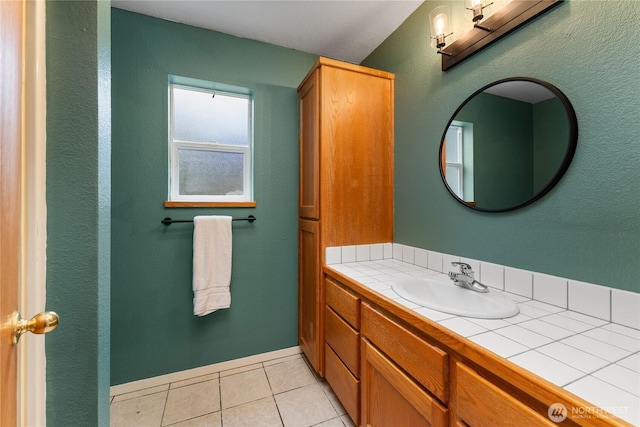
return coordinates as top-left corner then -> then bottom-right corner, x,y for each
533,97 -> 570,192
46,0 -> 111,425
44,0 -> 639,421
455,93 -> 534,209
110,9 -> 317,385
363,0 -> 640,292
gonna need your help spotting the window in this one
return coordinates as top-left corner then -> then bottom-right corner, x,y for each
444,120 -> 474,203
169,78 -> 253,205
445,125 -> 464,199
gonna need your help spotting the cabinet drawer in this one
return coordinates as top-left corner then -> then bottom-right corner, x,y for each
325,277 -> 360,329
361,303 -> 448,403
325,306 -> 360,376
456,362 -> 557,426
325,344 -> 360,426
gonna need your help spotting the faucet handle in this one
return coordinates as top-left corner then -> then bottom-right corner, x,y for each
451,262 -> 473,274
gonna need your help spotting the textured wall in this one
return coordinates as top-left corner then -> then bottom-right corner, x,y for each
111,9 -> 317,385
533,97 -> 568,192
46,1 -> 111,425
363,1 -> 640,292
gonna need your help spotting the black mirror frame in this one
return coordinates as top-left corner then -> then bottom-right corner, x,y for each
441,0 -> 563,71
438,77 -> 578,213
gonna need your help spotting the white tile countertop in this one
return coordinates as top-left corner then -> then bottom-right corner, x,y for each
327,258 -> 640,426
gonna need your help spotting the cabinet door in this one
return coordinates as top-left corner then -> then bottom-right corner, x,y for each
456,362 -> 557,427
298,219 -> 322,373
319,65 -> 393,246
361,339 -> 448,427
298,71 -> 320,219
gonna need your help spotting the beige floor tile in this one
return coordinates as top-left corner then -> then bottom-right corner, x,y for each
221,396 -> 283,427
110,391 -> 167,427
265,358 -> 317,394
220,363 -> 263,377
170,373 -> 219,389
341,414 -> 357,427
221,368 -> 273,409
111,354 -> 350,426
112,384 -> 169,403
301,357 -> 325,382
168,412 -> 222,427
162,379 -> 220,426
313,417 -> 346,427
318,381 -> 346,416
262,353 -> 302,367
275,383 -> 338,427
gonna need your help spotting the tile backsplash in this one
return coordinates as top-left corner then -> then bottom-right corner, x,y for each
325,243 -> 640,330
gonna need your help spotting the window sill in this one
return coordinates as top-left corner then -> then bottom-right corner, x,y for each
164,201 -> 257,208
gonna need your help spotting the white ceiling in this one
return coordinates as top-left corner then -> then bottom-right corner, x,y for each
484,81 -> 556,104
111,0 -> 424,64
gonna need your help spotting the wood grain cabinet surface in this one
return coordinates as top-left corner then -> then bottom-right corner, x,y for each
323,269 -> 632,427
325,306 -> 360,376
455,361 -> 557,427
361,338 -> 449,427
325,343 -> 360,424
324,277 -> 362,425
361,303 -> 448,403
297,57 -> 394,376
298,219 -> 320,371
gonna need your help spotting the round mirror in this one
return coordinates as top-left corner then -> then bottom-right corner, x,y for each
439,77 -> 578,212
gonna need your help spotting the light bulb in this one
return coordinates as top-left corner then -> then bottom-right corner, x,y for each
434,14 -> 447,35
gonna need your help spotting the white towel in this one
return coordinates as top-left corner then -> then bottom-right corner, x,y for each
192,215 -> 232,316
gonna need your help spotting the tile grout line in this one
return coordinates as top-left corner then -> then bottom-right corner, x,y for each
218,372 -> 224,427
159,387 -> 169,427
562,361 -> 640,398
261,362 -> 286,427
112,353 -> 349,427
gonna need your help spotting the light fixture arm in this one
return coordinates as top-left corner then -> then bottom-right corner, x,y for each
466,1 -> 494,31
431,32 -> 454,56
474,23 -> 492,32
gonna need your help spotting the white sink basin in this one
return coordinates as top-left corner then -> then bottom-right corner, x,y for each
392,277 -> 519,319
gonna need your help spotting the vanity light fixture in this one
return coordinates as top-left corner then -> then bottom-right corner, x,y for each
466,0 -> 494,31
429,6 -> 453,56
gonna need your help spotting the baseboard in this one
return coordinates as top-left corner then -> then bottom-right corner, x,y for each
110,346 -> 302,397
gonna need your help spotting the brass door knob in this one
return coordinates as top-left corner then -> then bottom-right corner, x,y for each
12,311 -> 59,344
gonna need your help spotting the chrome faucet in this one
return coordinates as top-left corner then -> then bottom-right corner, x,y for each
448,262 -> 489,293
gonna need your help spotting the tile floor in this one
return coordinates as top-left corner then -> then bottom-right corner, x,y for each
110,353 -> 356,427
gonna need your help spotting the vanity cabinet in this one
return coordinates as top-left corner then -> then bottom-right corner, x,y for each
323,269 -> 631,427
298,57 -> 394,374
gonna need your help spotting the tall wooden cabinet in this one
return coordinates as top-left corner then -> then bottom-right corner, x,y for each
298,57 -> 394,374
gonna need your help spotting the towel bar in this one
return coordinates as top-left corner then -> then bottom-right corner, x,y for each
161,215 -> 256,225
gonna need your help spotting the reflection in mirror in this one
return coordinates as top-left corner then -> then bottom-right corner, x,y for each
439,78 -> 577,212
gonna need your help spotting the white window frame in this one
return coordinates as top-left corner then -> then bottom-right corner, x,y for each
169,81 -> 253,203
446,125 -> 464,199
